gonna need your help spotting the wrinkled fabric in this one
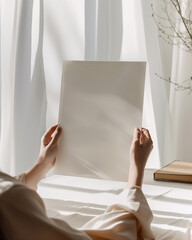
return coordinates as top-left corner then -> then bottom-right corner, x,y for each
0,172 -> 154,240
14,173 -> 26,184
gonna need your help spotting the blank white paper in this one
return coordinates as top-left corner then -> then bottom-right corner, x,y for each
54,61 -> 146,181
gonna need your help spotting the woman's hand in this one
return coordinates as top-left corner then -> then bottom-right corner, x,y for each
25,125 -> 62,190
128,128 -> 153,187
38,124 -> 62,172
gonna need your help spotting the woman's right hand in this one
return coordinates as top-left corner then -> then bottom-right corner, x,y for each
128,128 -> 153,187
25,124 -> 62,191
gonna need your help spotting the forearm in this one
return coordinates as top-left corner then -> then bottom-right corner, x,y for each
16,125 -> 61,191
25,159 -> 48,191
128,162 -> 145,187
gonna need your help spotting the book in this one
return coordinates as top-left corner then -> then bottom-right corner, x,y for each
154,160 -> 192,183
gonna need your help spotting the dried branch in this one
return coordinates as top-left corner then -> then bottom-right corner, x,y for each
155,73 -> 192,94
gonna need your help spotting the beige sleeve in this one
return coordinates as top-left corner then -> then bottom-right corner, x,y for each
0,182 -> 92,240
82,187 -> 154,240
14,173 -> 26,184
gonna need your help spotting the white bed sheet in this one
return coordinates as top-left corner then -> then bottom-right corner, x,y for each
37,169 -> 192,240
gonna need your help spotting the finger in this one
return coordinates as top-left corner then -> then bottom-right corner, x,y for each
142,128 -> 153,145
140,128 -> 145,145
133,128 -> 140,141
140,128 -> 149,144
143,128 -> 152,142
49,126 -> 62,147
142,128 -> 151,138
43,124 -> 58,145
45,124 -> 58,138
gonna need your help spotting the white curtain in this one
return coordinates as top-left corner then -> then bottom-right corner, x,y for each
0,0 -> 46,175
1,0 -> 191,176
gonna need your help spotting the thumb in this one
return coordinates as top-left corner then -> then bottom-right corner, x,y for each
133,128 -> 140,142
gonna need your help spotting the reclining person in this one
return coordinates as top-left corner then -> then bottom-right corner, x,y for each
0,125 -> 154,240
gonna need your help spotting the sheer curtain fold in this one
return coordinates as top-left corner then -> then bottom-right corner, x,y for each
170,48 -> 192,162
0,0 -> 18,174
96,0 -> 123,61
141,1 -> 173,167
0,0 -> 46,175
15,0 -> 47,174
